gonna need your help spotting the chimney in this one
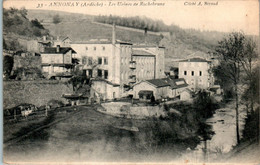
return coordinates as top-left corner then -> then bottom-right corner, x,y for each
56,45 -> 60,53
144,27 -> 148,45
43,36 -> 46,41
112,23 -> 116,45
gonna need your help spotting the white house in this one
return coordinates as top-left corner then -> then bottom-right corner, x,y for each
178,57 -> 214,91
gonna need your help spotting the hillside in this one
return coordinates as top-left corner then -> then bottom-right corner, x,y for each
26,10 -> 225,70
3,8 -> 49,51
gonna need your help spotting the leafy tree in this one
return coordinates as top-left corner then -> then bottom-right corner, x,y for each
31,19 -> 44,29
69,66 -> 90,91
53,14 -> 61,24
3,7 -> 49,38
193,90 -> 217,119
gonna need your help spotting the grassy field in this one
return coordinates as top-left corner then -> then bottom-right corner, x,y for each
4,105 -> 201,162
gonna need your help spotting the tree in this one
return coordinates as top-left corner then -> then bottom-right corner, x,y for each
69,65 -> 90,91
215,32 -> 256,144
193,90 -> 216,119
3,55 -> 14,78
53,14 -> 61,24
31,19 -> 44,29
239,38 -> 258,113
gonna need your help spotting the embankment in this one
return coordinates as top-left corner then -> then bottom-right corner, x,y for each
3,80 -> 73,109
98,102 -> 166,119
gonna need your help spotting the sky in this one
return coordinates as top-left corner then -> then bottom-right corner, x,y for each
3,0 -> 259,35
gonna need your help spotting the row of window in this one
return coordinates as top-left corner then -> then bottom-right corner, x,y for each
184,71 -> 203,76
82,56 -> 108,65
98,57 -> 108,65
85,45 -> 131,51
86,46 -> 106,51
85,69 -> 108,79
97,69 -> 108,79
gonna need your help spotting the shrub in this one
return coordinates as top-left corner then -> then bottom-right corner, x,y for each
47,99 -> 64,109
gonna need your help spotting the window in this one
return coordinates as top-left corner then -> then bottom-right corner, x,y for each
98,57 -> 102,64
97,69 -> 102,77
88,57 -> 93,65
191,71 -> 194,76
104,57 -> 108,65
86,47 -> 88,50
88,69 -> 93,77
102,46 -> 105,50
200,71 -> 202,76
94,46 -> 96,50
184,71 -> 187,75
104,70 -> 108,79
82,56 -> 87,65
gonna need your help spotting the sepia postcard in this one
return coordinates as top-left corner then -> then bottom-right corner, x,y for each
2,0 -> 260,164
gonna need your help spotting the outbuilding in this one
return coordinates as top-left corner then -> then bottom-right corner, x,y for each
133,79 -> 170,100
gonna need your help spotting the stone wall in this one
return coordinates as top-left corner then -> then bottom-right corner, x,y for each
3,80 -> 73,109
99,102 -> 166,119
13,56 -> 41,70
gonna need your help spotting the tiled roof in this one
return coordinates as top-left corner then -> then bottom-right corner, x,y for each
132,50 -> 155,56
42,47 -> 76,54
179,57 -> 210,63
133,44 -> 165,49
72,39 -> 132,45
146,79 -> 170,88
162,78 -> 188,89
92,78 -> 120,87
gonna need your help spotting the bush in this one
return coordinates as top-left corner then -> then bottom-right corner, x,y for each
53,14 -> 61,24
47,99 -> 64,109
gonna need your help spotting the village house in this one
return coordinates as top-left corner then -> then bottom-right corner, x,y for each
132,79 -> 170,100
178,57 -> 214,91
53,36 -> 72,48
41,45 -> 76,79
162,78 -> 189,98
132,77 -> 190,101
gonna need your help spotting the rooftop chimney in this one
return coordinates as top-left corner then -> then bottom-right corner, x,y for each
112,23 -> 116,45
43,36 -> 46,41
144,27 -> 148,45
56,45 -> 60,53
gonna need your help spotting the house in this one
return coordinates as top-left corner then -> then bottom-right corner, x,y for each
178,57 -> 214,91
41,45 -> 76,79
133,78 -> 170,100
53,36 -> 72,47
91,78 -> 120,100
162,78 -> 189,98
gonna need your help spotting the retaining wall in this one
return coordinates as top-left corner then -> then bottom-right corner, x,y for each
3,80 -> 73,109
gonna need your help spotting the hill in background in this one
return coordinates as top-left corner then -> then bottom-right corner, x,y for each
25,9 -> 227,70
